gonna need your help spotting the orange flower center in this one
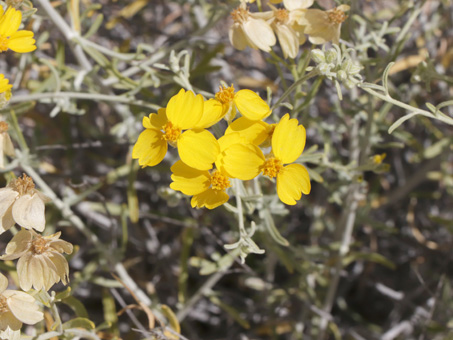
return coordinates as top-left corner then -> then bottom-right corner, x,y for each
0,121 -> 8,133
231,7 -> 249,23
215,85 -> 235,105
262,157 -> 283,178
328,7 -> 347,24
0,36 -> 8,52
162,121 -> 181,143
210,170 -> 231,191
275,9 -> 289,23
0,296 -> 8,314
31,236 -> 49,255
10,174 -> 36,196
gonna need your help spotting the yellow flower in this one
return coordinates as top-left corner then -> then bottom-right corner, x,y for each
0,273 -> 43,339
0,7 -> 36,53
170,132 -> 265,208
0,74 -> 12,108
215,132 -> 265,181
132,89 -> 220,171
298,5 -> 350,45
0,229 -> 73,291
0,121 -> 15,169
0,74 -> 12,94
0,174 -> 50,234
215,84 -> 271,122
229,5 -> 276,53
170,160 -> 231,209
261,114 -> 311,205
225,117 -> 273,146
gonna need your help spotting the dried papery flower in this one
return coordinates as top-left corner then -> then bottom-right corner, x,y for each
0,229 -> 73,291
0,174 -> 50,234
0,273 -> 43,340
269,1 -> 312,59
229,5 -> 276,52
0,121 -> 15,168
298,5 -> 350,45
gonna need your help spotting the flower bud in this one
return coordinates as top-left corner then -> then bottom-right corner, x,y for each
311,49 -> 325,64
336,69 -> 348,82
325,49 -> 338,64
318,63 -> 334,75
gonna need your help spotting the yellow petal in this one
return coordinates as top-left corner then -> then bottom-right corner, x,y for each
143,108 -> 167,129
166,89 -> 204,130
191,188 -> 229,209
276,163 -> 311,205
194,99 -> 224,129
170,160 -> 211,196
0,7 -> 21,37
8,30 -> 36,53
217,132 -> 247,153
217,143 -> 265,180
226,117 -> 270,145
234,89 -> 271,121
132,129 -> 167,167
272,113 -> 306,164
0,74 -> 12,93
177,129 -> 219,170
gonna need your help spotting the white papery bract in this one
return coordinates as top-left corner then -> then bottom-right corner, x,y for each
0,174 -> 50,234
0,273 -> 43,339
0,230 -> 73,291
229,5 -> 276,52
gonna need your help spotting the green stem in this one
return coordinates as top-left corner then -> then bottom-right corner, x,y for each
9,92 -> 160,111
271,70 -> 319,111
8,109 -> 29,152
358,83 -> 453,126
234,179 -> 247,236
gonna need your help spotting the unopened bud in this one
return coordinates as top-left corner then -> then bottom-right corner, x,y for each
325,49 -> 338,64
337,69 -> 348,82
311,49 -> 325,64
318,63 -> 334,76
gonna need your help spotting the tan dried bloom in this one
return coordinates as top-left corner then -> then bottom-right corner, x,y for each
0,174 -> 50,234
268,0 -> 313,59
0,273 -> 43,339
229,5 -> 276,52
0,229 -> 73,291
298,5 -> 350,45
0,121 -> 15,169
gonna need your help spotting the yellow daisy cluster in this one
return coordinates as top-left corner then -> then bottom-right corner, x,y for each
133,86 -> 311,209
229,1 -> 350,58
0,5 -> 37,108
0,6 -> 36,53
